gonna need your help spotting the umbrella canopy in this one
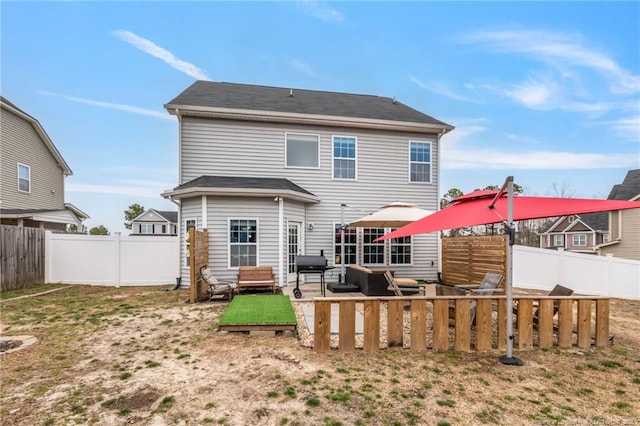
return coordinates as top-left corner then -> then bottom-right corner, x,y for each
377,190 -> 640,241
349,202 -> 433,228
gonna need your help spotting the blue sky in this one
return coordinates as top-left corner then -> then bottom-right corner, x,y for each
2,1 -> 639,234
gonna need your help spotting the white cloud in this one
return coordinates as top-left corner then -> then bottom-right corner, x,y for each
290,58 -> 319,78
67,180 -> 174,199
460,29 -> 640,95
112,30 -> 210,81
503,77 -> 555,109
38,90 -> 172,120
607,115 -> 640,142
410,77 -> 476,102
298,0 -> 344,22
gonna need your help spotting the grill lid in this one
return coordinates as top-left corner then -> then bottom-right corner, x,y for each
295,255 -> 327,271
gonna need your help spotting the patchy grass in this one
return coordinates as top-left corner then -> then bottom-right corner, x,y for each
0,285 -> 639,425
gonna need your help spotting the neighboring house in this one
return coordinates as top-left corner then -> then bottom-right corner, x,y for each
594,169 -> 640,261
539,212 -> 609,254
0,96 -> 89,231
162,81 -> 453,286
130,209 -> 178,236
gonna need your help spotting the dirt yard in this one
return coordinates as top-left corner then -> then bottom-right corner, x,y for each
0,285 -> 639,426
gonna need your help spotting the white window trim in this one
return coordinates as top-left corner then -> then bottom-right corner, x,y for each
228,218 -> 259,269
334,222 -> 358,267
284,132 -> 321,169
184,219 -> 198,267
389,234 -> 414,266
553,234 -> 563,247
331,135 -> 357,181
17,163 -> 31,193
572,234 -> 587,246
361,227 -> 386,267
408,141 -> 433,184
603,233 -> 609,243
140,224 -> 153,234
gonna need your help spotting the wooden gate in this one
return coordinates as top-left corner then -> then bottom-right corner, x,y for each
188,228 -> 209,303
1,225 -> 45,291
441,235 -> 508,286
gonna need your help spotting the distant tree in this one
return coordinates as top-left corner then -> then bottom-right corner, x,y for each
124,203 -> 144,230
550,181 -> 576,198
440,188 -> 464,209
89,225 -> 110,235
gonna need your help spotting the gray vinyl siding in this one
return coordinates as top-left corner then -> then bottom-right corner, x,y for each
203,196 -> 281,283
180,117 -> 441,281
0,108 -> 65,210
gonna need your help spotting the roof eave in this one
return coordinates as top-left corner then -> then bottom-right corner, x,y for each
1,100 -> 73,176
164,104 -> 454,134
161,186 -> 321,203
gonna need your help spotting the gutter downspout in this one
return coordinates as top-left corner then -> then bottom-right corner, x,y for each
277,197 -> 284,288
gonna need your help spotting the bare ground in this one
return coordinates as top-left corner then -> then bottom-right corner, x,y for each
0,285 -> 639,426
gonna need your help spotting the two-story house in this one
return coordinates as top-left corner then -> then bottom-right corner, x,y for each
539,212 -> 609,254
0,96 -> 88,231
161,81 -> 453,287
594,169 -> 640,261
130,209 -> 178,236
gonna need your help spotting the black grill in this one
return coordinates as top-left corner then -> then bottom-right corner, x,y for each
293,255 -> 331,298
295,255 -> 328,272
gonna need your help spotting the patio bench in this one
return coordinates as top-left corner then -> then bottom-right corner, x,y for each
237,266 -> 276,294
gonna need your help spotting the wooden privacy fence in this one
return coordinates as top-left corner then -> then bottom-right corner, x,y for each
1,225 -> 45,291
189,228 -> 209,303
312,295 -> 610,353
442,235 -> 507,286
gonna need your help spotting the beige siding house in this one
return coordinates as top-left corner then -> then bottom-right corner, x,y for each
162,81 -> 453,287
0,97 -> 88,230
595,169 -> 640,261
539,212 -> 609,254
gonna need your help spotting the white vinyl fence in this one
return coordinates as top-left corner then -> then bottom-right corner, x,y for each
513,245 -> 640,300
45,232 -> 180,286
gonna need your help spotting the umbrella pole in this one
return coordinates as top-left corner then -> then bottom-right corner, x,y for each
500,177 -> 524,366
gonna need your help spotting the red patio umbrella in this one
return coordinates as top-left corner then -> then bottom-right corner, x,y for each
376,176 -> 640,365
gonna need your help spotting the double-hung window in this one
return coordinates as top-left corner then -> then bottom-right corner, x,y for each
230,219 -> 258,267
553,235 -> 563,247
18,163 -> 31,192
390,235 -> 412,265
409,141 -> 432,183
140,224 -> 153,234
333,136 -> 356,180
334,224 -> 357,266
362,228 -> 385,265
286,133 -> 319,168
573,234 -> 586,246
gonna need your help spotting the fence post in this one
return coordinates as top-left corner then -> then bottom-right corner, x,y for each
45,231 -> 52,283
115,232 -> 121,288
605,254 -> 614,297
557,247 -> 565,286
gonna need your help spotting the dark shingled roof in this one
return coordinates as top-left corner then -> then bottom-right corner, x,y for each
608,169 -> 640,201
577,212 -> 609,231
174,176 -> 315,196
166,81 -> 451,127
155,210 -> 178,223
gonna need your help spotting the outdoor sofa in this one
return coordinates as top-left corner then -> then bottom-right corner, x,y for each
345,264 -> 395,296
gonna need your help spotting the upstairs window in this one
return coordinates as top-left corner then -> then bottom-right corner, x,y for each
603,233 -> 609,243
286,133 -> 319,168
409,142 -> 431,183
18,163 -> 30,193
333,136 -> 356,180
229,219 -> 258,267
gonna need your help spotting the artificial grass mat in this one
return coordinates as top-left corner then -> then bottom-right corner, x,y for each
219,295 -> 297,326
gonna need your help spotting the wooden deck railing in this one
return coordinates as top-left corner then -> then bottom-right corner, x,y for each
312,296 -> 610,353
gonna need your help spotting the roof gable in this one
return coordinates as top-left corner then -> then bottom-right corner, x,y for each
0,96 -> 73,176
608,169 -> 640,201
131,209 -> 177,224
165,81 -> 452,130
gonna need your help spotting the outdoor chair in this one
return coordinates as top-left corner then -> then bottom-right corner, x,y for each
514,284 -> 574,328
384,271 -> 424,297
200,266 -> 237,301
446,272 -> 504,326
